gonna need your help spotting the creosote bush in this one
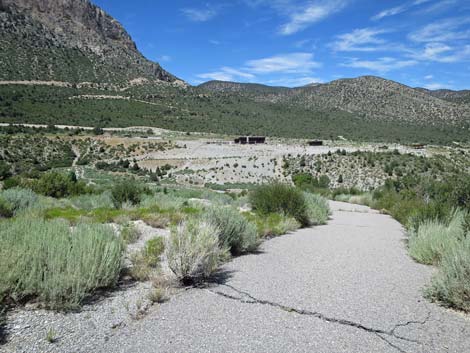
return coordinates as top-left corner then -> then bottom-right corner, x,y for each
0,218 -> 124,309
166,219 -> 224,283
250,183 -> 309,226
203,206 -> 259,255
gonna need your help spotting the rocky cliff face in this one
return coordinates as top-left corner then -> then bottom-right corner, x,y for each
0,0 -> 181,85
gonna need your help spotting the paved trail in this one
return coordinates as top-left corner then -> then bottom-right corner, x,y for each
98,202 -> 470,353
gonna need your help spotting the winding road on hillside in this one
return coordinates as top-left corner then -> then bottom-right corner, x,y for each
97,201 -> 469,353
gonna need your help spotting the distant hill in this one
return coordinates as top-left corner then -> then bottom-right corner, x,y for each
0,0 -> 182,86
198,81 -> 290,95
199,76 -> 470,127
416,88 -> 470,105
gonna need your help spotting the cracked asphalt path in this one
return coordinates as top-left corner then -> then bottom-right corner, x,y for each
98,201 -> 470,353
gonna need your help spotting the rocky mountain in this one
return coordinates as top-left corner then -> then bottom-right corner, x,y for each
0,0 -> 182,85
198,76 -> 470,127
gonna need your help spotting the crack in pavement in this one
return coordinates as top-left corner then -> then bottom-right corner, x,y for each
205,284 -> 431,353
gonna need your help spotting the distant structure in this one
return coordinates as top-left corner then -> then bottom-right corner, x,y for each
411,143 -> 426,150
308,140 -> 323,146
234,136 -> 266,144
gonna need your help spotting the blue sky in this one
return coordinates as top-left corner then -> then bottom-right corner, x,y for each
93,0 -> 470,89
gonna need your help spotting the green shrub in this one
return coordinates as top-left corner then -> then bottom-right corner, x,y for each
250,183 -> 309,226
0,218 -> 124,309
303,192 -> 330,225
292,173 -> 330,191
111,182 -> 145,209
408,210 -> 466,265
204,206 -> 258,255
128,236 -> 165,281
0,161 -> 11,180
166,219 -> 224,282
120,222 -> 140,244
32,172 -> 89,198
244,212 -> 300,238
70,192 -> 114,210
426,236 -> 470,312
143,237 -> 165,267
0,197 -> 13,218
0,188 -> 38,215
334,193 -> 373,207
3,177 -> 21,190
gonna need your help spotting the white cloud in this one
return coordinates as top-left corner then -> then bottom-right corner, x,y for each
410,43 -> 470,63
181,7 -> 217,22
294,39 -> 316,49
196,52 -> 322,84
371,0 -> 433,21
409,17 -> 470,43
157,55 -> 172,62
279,0 -> 348,35
197,72 -> 233,81
413,0 -> 433,5
219,67 -> 256,79
196,67 -> 255,82
424,74 -> 434,80
209,40 -> 221,45
372,5 -> 407,21
343,57 -> 418,73
423,82 -> 452,90
332,28 -> 388,52
263,76 -> 324,87
245,53 -> 321,74
418,0 -> 458,14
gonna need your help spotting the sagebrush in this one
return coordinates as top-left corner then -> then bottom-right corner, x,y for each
0,218 -> 123,309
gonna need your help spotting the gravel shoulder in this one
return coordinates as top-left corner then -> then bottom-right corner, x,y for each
2,201 -> 470,353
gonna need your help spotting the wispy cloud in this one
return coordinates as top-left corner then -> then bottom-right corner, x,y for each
197,72 -> 234,82
197,67 -> 255,82
372,5 -> 408,21
181,7 -> 217,22
262,76 -> 323,87
280,0 -> 349,35
196,52 -> 322,85
410,43 -> 470,63
409,17 -> 470,42
245,52 -> 321,73
417,0 -> 458,14
372,0 -> 432,20
423,82 -> 452,90
342,57 -> 418,73
157,55 -> 172,62
332,28 -> 388,52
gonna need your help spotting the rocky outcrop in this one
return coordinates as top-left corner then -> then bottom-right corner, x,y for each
0,0 -> 181,85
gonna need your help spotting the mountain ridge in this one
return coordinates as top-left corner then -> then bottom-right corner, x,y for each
197,76 -> 470,127
0,0 -> 184,86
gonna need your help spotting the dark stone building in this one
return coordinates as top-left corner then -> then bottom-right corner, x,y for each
308,140 -> 323,146
234,136 -> 266,144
